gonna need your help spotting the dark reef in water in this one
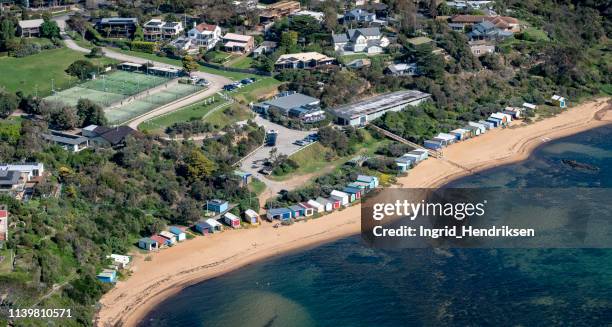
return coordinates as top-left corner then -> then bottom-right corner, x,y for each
561,159 -> 599,172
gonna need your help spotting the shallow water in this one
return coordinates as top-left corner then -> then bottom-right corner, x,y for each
140,125 -> 612,327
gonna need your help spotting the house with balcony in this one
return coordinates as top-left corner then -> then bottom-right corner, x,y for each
187,22 -> 221,50
332,27 -> 389,54
96,17 -> 138,38
274,52 -> 335,70
17,19 -> 43,37
222,33 -> 254,53
259,0 -> 301,23
144,19 -> 184,41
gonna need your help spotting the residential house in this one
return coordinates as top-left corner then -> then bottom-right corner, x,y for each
17,19 -> 43,37
332,27 -> 389,54
42,130 -> 89,152
260,0 -> 301,23
169,226 -> 187,241
344,9 -> 376,22
138,237 -> 158,251
274,52 -> 335,70
96,17 -> 138,38
468,20 -> 514,41
450,15 -> 520,33
243,209 -> 260,224
187,23 -> 222,50
96,269 -> 117,283
0,163 -> 44,197
469,41 -> 495,57
223,212 -> 241,228
206,199 -> 229,213
253,92 -> 325,123
222,33 -> 254,53
385,63 -> 418,76
143,19 -> 184,41
82,125 -> 140,148
253,41 -> 278,58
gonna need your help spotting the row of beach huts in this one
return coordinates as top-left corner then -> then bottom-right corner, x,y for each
266,175 -> 380,221
423,106 -> 526,150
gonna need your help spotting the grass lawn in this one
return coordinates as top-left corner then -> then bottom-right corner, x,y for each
0,249 -> 13,274
113,49 -> 252,80
204,103 -> 254,129
270,130 -> 389,181
227,55 -> 254,69
139,96 -> 228,132
232,77 -> 283,103
248,178 -> 267,196
206,50 -> 236,64
0,47 -> 117,96
521,27 -> 550,42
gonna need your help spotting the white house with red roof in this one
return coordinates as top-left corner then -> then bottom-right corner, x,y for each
188,22 -> 222,50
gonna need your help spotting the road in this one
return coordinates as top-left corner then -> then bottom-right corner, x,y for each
60,33 -> 232,129
239,115 -> 312,194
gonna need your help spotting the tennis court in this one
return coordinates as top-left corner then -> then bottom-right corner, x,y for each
105,83 -> 203,124
45,71 -> 171,107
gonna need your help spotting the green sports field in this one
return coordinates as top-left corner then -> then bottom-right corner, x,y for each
45,71 -> 170,107
104,83 -> 203,124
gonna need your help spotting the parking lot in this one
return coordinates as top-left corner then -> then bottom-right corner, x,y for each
239,115 -> 314,194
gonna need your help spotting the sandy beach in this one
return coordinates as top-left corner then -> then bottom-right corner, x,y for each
96,98 -> 610,327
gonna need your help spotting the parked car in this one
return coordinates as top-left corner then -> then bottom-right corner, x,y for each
197,79 -> 210,86
224,84 -> 237,91
240,78 -> 254,85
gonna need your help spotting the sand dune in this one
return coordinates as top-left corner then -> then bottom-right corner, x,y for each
96,97 -> 610,327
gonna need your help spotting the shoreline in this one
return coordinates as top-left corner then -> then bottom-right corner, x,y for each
96,97 -> 611,327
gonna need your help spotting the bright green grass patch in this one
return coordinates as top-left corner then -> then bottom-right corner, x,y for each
232,77 -> 282,103
248,178 -> 267,196
228,55 -> 254,69
206,51 -> 236,64
0,249 -> 13,274
204,103 -> 253,129
0,47 -> 117,96
521,27 -> 550,42
270,130 -> 389,181
139,96 -> 228,132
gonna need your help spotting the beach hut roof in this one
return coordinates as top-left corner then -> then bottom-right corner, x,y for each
307,199 -> 323,207
357,175 -> 377,182
205,218 -> 222,227
224,212 -> 239,221
159,231 -> 175,240
299,202 -> 313,209
169,226 -> 184,235
289,205 -> 305,211
331,190 -> 349,197
268,208 -> 292,215
522,102 -> 537,109
436,133 -> 455,140
150,235 -> 167,244
244,209 -> 259,217
315,197 -> 332,205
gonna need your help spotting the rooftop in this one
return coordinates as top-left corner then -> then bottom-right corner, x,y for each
18,19 -> 44,29
259,93 -> 320,111
42,130 -> 89,145
223,33 -> 253,42
276,52 -> 334,63
329,90 -> 431,119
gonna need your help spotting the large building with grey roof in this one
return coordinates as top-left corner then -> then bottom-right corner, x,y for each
329,90 -> 431,126
253,92 -> 326,123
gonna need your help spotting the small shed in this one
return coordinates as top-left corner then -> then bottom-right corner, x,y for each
450,129 -> 471,141
330,190 -> 350,206
307,199 -> 325,213
491,112 -> 511,123
435,133 -> 456,145
195,219 -> 223,234
107,254 -> 131,269
223,212 -> 241,228
169,226 -> 187,241
522,102 -> 537,110
234,170 -> 252,187
356,175 -> 379,188
299,203 -> 315,216
408,149 -> 429,162
486,117 -> 502,127
424,139 -> 444,150
289,205 -> 305,219
315,197 -> 334,212
343,187 -> 361,200
97,269 -> 117,283
327,197 -> 342,210
503,107 -> 522,119
479,120 -> 495,129
551,95 -> 566,108
395,156 -> 413,172
159,231 -> 177,244
243,209 -> 260,224
151,235 -> 170,247
138,237 -> 158,251
464,125 -> 481,136
468,121 -> 487,134
206,199 -> 229,213
267,208 -> 292,221
346,182 -> 367,191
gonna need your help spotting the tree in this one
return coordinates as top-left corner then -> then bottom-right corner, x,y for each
184,149 -> 216,181
0,18 -> 16,51
76,99 -> 107,126
133,26 -> 144,41
280,30 -> 298,49
49,106 -> 81,130
0,90 -> 18,118
322,4 -> 338,32
88,47 -> 103,58
182,55 -> 198,75
66,60 -> 98,80
40,20 -> 60,39
67,14 -> 88,39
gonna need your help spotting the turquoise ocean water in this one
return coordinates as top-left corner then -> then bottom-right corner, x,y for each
140,125 -> 612,327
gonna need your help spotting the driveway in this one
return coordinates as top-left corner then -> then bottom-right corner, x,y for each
239,115 -> 312,194
61,34 -> 232,129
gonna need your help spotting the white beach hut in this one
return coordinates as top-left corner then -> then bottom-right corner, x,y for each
307,199 -> 325,213
243,209 -> 260,224
223,212 -> 241,228
330,190 -> 350,206
315,197 -> 334,212
468,121 -> 487,134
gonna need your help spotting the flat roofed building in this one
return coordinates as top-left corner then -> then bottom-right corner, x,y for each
330,90 -> 431,126
274,52 -> 335,70
222,33 -> 254,53
96,17 -> 138,38
42,130 -> 89,152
